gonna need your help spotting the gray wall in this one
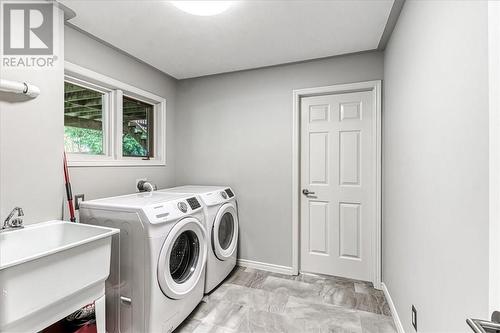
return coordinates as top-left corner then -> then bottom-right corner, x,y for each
175,52 -> 384,267
64,26 -> 177,202
0,7 -> 65,225
383,1 -> 489,331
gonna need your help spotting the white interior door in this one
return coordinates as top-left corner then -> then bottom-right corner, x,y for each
300,91 -> 375,281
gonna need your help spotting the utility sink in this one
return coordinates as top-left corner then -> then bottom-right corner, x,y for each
0,220 -> 119,332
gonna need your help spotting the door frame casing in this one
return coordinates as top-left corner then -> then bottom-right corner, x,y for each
291,80 -> 382,289
488,1 -> 500,314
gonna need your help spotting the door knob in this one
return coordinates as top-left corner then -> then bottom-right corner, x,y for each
120,296 -> 132,305
466,311 -> 500,333
302,189 -> 315,196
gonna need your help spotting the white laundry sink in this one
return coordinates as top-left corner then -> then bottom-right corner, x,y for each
0,220 -> 119,332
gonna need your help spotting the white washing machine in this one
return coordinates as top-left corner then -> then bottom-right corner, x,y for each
79,192 -> 207,333
159,186 -> 238,293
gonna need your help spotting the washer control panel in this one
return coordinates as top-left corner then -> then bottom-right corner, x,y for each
186,197 -> 201,210
143,198 -> 202,224
177,202 -> 188,213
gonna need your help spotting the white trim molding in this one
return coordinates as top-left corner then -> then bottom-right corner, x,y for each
291,80 -> 382,289
488,1 -> 500,314
381,283 -> 405,333
237,259 -> 294,275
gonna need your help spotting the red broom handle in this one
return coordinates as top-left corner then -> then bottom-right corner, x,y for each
63,152 -> 76,222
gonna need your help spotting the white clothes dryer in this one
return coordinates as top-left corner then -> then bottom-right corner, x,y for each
159,186 -> 238,293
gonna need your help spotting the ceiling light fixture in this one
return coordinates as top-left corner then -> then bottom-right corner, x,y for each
170,1 -> 234,16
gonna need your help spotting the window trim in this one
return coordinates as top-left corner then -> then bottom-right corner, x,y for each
65,61 -> 166,167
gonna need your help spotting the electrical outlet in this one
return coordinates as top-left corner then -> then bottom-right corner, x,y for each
136,178 -> 147,192
411,305 -> 417,331
74,194 -> 85,210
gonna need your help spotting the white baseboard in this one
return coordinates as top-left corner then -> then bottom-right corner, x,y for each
237,258 -> 294,275
381,282 -> 405,333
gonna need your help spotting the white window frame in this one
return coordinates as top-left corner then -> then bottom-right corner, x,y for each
64,76 -> 114,162
64,61 -> 166,167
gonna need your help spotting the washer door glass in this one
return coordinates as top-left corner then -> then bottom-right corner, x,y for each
212,203 -> 238,260
170,230 -> 200,283
157,217 -> 207,300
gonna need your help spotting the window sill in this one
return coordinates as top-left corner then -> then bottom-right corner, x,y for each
68,159 -> 166,167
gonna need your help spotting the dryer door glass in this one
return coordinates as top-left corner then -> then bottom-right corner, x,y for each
170,230 -> 200,284
213,203 -> 238,260
218,212 -> 234,250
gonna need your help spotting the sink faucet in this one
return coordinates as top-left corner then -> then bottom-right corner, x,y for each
2,207 -> 24,231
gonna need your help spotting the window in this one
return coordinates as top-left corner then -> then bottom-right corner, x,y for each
64,62 -> 166,166
122,96 -> 154,158
64,82 -> 106,155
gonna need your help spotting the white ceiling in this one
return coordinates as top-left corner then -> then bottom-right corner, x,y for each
61,0 -> 394,79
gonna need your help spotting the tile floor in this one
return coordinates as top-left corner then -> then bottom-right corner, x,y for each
175,266 -> 397,333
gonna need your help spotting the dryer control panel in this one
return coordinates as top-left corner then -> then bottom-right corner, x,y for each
199,187 -> 236,207
225,188 -> 234,198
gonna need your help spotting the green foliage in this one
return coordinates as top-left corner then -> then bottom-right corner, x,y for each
64,126 -> 148,157
64,126 -> 103,154
123,134 -> 148,157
